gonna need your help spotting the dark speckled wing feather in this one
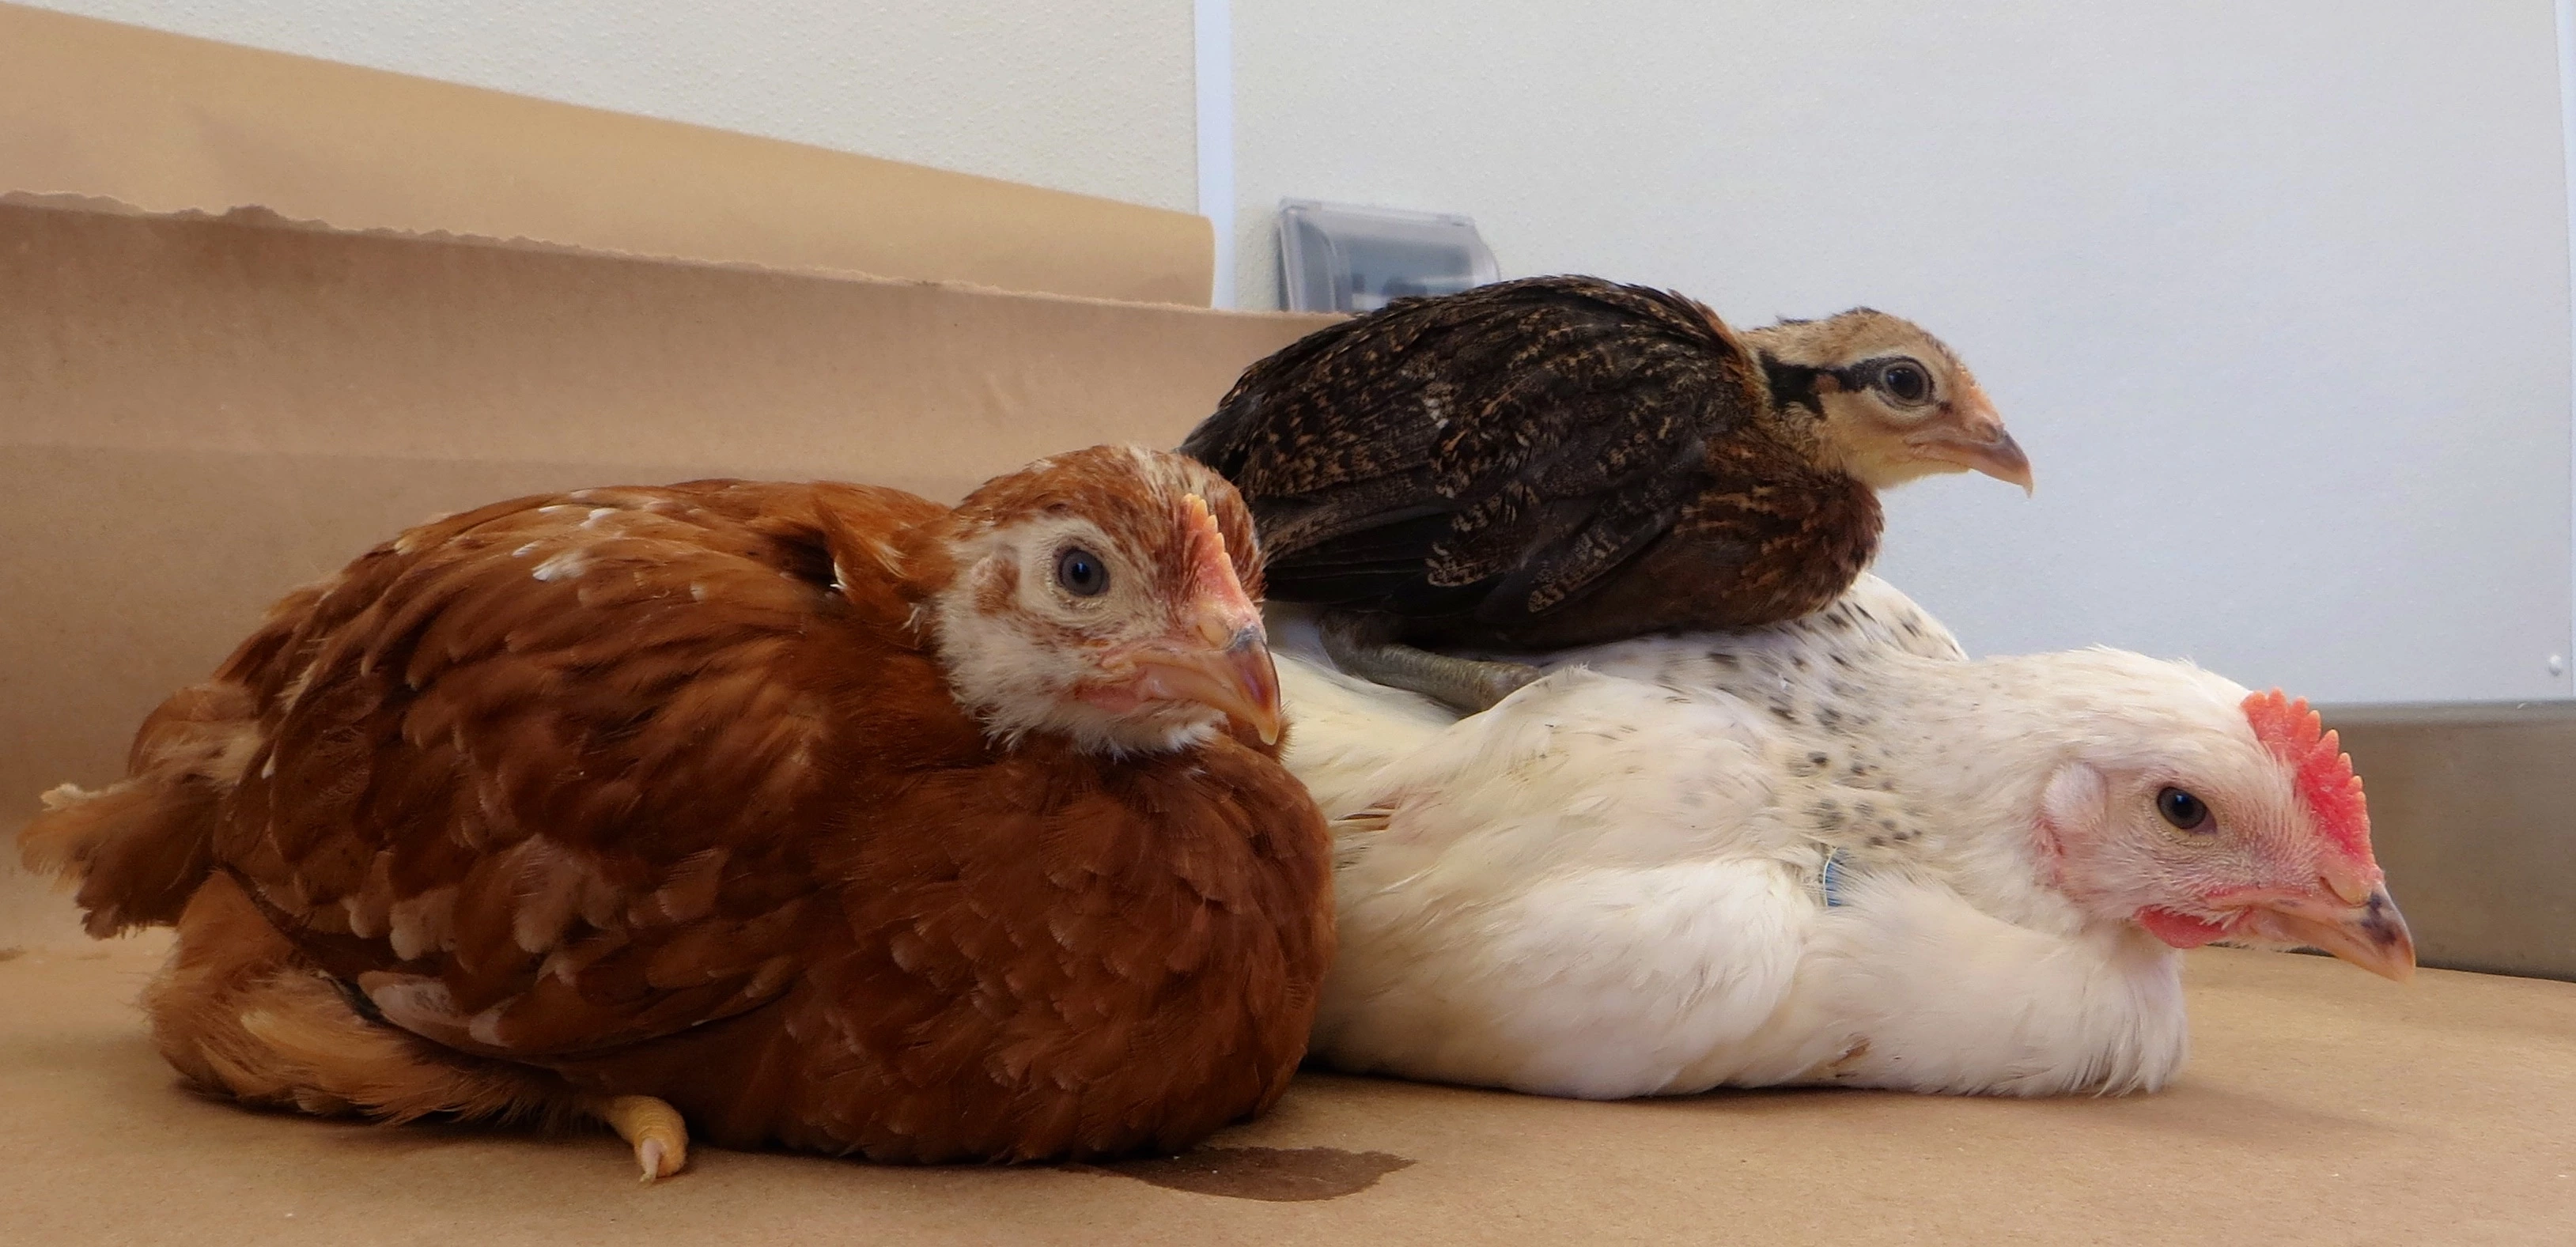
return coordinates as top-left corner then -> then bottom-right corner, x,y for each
1180,275 -> 1771,637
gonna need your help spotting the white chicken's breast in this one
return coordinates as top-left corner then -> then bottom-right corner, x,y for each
1281,576 -> 2413,1100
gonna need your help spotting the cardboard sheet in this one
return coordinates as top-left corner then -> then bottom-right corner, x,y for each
0,2 -> 1215,304
4,940 -> 2567,1245
6,33 -> 2568,1246
0,201 -> 1330,947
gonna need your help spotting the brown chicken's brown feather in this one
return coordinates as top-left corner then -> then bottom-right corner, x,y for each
1178,274 -> 1881,646
148,872 -> 583,1128
20,455 -> 1332,1164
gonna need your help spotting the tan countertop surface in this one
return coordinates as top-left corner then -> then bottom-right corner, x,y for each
4,939 -> 2569,1245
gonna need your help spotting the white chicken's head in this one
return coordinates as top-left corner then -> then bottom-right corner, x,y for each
929,444 -> 1281,756
2016,652 -> 2414,981
1746,309 -> 2033,494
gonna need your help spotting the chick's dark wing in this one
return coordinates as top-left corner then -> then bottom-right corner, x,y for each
213,482 -> 936,1061
1183,277 -> 1766,625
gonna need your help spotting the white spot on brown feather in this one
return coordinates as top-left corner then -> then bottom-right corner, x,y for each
575,871 -> 623,931
502,837 -> 589,954
743,955 -> 796,1001
36,782 -> 98,811
386,886 -> 459,962
532,549 -> 592,581
538,931 -> 626,987
466,1003 -> 511,1048
365,977 -> 461,1035
634,848 -> 728,924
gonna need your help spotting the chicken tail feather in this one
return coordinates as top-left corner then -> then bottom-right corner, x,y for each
19,681 -> 253,937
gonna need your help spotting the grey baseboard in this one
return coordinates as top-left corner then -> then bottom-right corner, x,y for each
2323,701 -> 2576,981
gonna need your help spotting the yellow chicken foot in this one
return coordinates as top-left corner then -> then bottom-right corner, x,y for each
592,1094 -> 690,1183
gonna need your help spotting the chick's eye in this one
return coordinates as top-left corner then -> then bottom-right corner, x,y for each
1877,361 -> 1931,405
1054,546 -> 1109,597
2156,786 -> 2211,832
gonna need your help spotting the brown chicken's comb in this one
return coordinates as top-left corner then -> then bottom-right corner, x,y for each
1176,493 -> 1247,601
2241,689 -> 2371,860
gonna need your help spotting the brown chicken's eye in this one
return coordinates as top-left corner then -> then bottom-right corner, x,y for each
2156,787 -> 2212,833
1876,360 -> 1932,405
1055,546 -> 1110,597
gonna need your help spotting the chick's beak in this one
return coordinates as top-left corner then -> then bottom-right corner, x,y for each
1129,618 -> 1283,745
1909,393 -> 2033,494
2237,884 -> 2417,983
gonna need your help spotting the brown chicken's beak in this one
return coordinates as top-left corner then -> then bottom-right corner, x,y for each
1131,618 -> 1284,745
2236,886 -> 2417,983
1133,492 -> 1284,743
1908,396 -> 2033,494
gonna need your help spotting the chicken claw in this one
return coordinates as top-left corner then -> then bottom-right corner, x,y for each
1320,610 -> 1540,712
596,1094 -> 689,1183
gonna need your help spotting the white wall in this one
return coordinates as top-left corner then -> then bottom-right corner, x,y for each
23,0 -> 1202,213
1229,0 -> 2575,705
25,0 -> 2576,704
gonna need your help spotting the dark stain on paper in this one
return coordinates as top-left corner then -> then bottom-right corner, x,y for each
1086,1145 -> 1414,1202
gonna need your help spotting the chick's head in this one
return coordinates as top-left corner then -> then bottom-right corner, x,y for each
930,444 -> 1280,756
1750,308 -> 2032,493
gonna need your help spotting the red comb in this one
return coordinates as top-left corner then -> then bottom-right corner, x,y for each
2241,689 -> 2371,861
1176,493 -> 1250,603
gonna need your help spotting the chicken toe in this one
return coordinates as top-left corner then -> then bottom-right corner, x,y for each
595,1094 -> 690,1183
1320,610 -> 1541,712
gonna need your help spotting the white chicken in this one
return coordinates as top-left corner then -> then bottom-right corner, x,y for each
1272,576 -> 2414,1099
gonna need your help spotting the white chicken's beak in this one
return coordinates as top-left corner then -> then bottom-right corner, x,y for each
2234,886 -> 2417,983
1128,621 -> 1283,746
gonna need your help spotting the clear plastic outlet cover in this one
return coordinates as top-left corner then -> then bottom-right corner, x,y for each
1276,199 -> 1500,314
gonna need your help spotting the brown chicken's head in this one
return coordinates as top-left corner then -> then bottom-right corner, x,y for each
2024,667 -> 2414,984
1747,308 -> 2033,494
930,444 -> 1283,756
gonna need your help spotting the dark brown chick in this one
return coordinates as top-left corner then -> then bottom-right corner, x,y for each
1178,275 -> 2030,709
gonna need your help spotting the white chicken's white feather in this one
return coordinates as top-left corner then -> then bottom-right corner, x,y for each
1280,574 -> 2290,1099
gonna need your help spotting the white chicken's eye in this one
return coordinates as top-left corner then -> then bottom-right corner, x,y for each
2156,786 -> 2213,833
1876,360 -> 1933,406
1055,546 -> 1110,597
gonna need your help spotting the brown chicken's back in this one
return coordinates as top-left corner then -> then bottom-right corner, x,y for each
24,458 -> 1333,1167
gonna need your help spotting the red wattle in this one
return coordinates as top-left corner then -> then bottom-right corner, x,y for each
2137,906 -> 2228,949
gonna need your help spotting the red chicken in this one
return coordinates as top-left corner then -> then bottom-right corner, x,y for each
21,444 -> 1332,1179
